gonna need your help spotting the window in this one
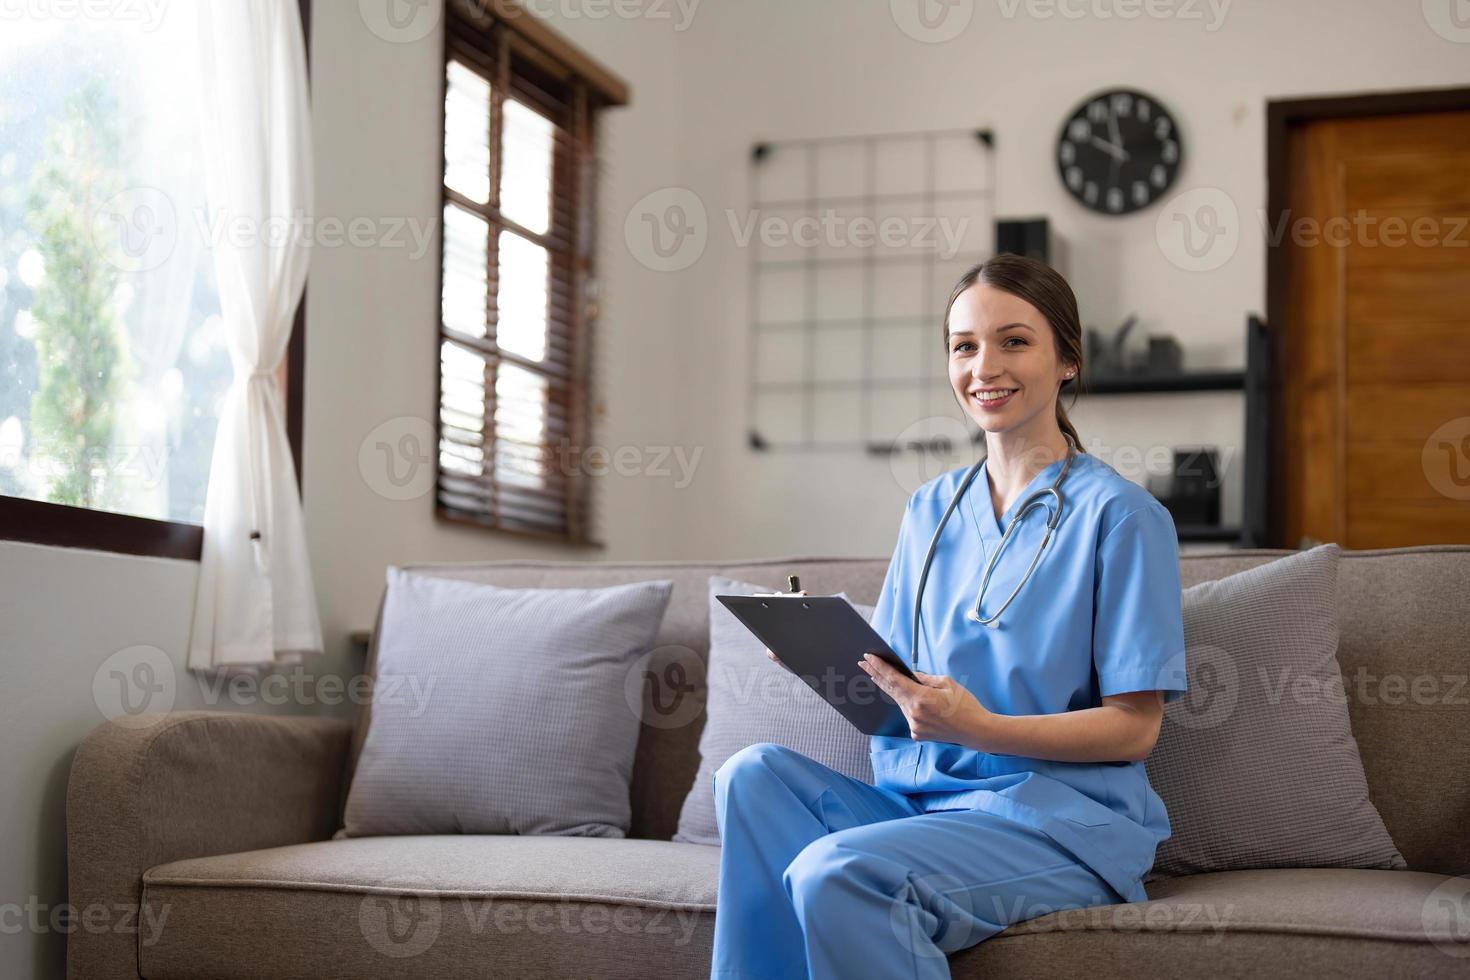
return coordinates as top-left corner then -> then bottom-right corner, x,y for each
437,1 -> 626,545
0,2 -> 308,559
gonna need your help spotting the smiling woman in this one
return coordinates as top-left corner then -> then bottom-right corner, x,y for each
711,253 -> 1190,979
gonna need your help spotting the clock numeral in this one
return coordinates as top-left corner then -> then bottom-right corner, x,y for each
1137,99 -> 1152,122
1151,163 -> 1168,188
1132,180 -> 1149,205
1059,141 -> 1076,166
1066,166 -> 1083,191
1161,139 -> 1178,165
1088,100 -> 1108,123
1068,118 -> 1091,142
1155,116 -> 1172,140
1107,187 -> 1124,212
1084,182 -> 1099,205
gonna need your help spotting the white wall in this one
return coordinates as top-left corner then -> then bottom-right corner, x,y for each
3,2 -> 1467,976
654,0 -> 1470,561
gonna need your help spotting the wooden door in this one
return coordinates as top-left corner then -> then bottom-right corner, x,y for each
1281,110 -> 1470,548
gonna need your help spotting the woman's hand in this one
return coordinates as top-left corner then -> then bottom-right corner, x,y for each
857,652 -> 995,747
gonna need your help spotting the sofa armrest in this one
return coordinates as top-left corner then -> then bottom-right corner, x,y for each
66,711 -> 352,980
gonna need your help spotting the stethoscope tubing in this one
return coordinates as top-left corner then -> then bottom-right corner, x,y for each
909,436 -> 1078,668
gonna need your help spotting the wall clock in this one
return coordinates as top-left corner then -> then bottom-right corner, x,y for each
1056,88 -> 1183,215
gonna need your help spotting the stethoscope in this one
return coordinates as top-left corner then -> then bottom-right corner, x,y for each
909,433 -> 1079,667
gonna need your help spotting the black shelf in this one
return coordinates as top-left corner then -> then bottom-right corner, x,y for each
1064,370 -> 1245,395
1175,523 -> 1241,543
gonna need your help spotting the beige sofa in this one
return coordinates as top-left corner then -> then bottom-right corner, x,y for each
67,546 -> 1470,979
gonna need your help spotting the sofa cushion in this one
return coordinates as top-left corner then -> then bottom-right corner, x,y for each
343,570 -> 673,838
140,837 -> 719,980
1146,544 -> 1406,878
138,841 -> 1464,979
673,576 -> 877,845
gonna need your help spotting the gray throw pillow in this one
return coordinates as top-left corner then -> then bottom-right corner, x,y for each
343,569 -> 673,838
1145,543 -> 1406,878
673,576 -> 876,845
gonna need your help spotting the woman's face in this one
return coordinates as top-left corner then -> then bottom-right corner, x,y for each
946,283 -> 1073,438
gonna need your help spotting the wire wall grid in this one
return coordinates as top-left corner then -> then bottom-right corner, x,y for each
746,127 -> 997,454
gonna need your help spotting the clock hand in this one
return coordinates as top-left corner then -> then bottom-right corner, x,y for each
1088,135 -> 1129,162
1107,103 -> 1123,150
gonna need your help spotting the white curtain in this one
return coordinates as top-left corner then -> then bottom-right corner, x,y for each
187,0 -> 321,673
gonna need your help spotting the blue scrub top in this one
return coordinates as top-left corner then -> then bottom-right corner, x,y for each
868,450 -> 1188,903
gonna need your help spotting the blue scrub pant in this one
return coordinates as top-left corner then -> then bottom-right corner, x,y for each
710,742 -> 1124,980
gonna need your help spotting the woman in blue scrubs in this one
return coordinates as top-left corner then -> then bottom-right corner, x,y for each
710,254 -> 1188,979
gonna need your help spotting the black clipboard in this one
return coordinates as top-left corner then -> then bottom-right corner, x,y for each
714,594 -> 916,737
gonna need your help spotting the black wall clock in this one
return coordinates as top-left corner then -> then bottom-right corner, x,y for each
1056,88 -> 1183,215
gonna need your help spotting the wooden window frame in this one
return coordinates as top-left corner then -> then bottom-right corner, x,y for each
435,0 -> 626,547
0,0 -> 312,561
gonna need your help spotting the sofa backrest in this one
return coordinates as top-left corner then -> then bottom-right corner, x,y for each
350,546 -> 1470,875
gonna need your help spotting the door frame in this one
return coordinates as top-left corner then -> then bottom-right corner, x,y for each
1265,85 -> 1470,547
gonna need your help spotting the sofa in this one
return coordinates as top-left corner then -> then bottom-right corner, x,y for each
66,545 -> 1470,979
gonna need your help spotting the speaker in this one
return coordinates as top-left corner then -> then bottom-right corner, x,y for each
995,218 -> 1050,264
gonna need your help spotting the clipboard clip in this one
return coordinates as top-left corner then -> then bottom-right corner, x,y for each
753,574 -> 804,598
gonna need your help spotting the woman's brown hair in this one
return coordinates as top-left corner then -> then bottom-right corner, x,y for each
940,253 -> 1086,453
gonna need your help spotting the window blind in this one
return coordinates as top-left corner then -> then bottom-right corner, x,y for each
437,1 -> 620,543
